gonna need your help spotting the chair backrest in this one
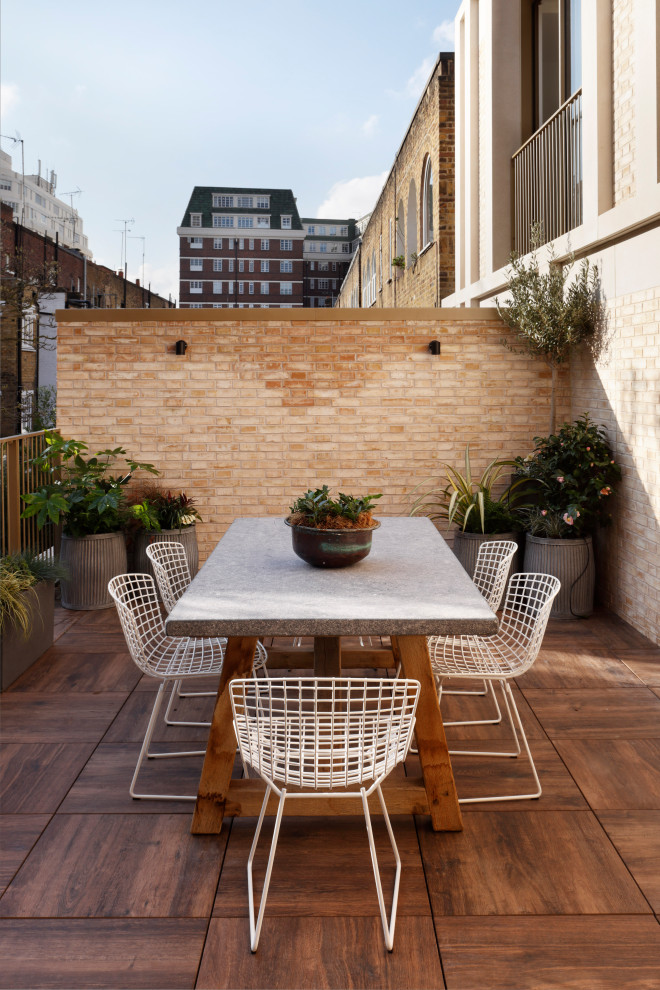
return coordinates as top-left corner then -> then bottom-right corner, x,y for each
498,571 -> 561,669
107,573 -> 167,675
472,540 -> 518,611
145,541 -> 191,615
230,677 -> 420,791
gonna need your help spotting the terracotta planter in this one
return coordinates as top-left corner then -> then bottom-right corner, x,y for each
60,531 -> 127,610
523,533 -> 595,618
285,519 -> 380,568
0,580 -> 55,690
132,527 -> 199,586
452,531 -> 521,581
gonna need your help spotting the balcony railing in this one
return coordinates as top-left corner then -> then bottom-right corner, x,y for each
1,431 -> 52,557
512,88 -> 582,256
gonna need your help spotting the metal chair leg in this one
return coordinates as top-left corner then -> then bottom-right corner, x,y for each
131,681 -> 200,801
361,783 -> 401,952
248,785 -> 286,952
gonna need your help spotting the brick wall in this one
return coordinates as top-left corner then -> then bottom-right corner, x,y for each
56,307 -> 569,562
612,0 -> 636,204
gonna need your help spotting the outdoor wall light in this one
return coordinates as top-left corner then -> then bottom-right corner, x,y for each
428,340 -> 441,355
175,339 -> 188,355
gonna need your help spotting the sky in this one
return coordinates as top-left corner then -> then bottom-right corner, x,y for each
1,0 -> 457,304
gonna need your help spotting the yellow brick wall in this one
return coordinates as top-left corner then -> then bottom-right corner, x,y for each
56,308 -> 569,563
612,0 -> 636,204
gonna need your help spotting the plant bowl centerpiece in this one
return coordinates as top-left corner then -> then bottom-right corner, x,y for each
285,487 -> 382,568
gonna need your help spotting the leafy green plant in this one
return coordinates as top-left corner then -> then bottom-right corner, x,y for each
512,414 -> 621,538
21,430 -> 158,538
127,485 -> 201,531
0,551 -> 67,635
496,226 -> 600,433
409,446 -> 535,534
392,255 -> 406,269
288,486 -> 382,529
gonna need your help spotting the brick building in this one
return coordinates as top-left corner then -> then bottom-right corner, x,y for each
178,187 -> 304,309
301,218 -> 358,307
335,52 -> 455,308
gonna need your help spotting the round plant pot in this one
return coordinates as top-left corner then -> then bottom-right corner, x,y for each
285,519 -> 380,568
133,527 -> 199,586
452,530 -> 521,581
60,532 -> 128,610
523,533 -> 595,618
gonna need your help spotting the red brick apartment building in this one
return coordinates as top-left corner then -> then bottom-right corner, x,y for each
178,188 -> 305,309
301,218 -> 358,308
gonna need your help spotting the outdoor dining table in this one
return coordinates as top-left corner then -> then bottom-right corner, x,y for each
165,515 -> 498,834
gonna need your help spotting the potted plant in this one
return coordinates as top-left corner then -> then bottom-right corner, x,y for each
409,446 -> 534,577
286,486 -> 382,568
21,431 -> 158,610
128,485 -> 202,581
392,255 -> 406,270
513,414 -> 621,617
0,550 -> 68,690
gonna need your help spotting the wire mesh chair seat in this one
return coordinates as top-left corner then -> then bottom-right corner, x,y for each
108,572 -> 226,802
230,677 -> 420,952
146,541 -> 267,728
431,571 -> 560,804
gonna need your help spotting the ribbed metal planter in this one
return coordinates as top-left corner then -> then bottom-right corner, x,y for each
60,532 -> 128,610
523,534 -> 595,618
453,531 -> 520,580
285,519 -> 380,568
133,527 -> 199,585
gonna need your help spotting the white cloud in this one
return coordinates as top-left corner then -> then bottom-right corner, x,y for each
1,83 -> 19,116
387,56 -> 436,102
361,114 -> 379,138
316,172 -> 388,221
432,19 -> 455,49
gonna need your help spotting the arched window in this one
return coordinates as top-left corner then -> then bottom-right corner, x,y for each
407,180 -> 417,263
371,249 -> 377,302
396,200 -> 405,262
363,256 -> 371,306
422,156 -> 434,247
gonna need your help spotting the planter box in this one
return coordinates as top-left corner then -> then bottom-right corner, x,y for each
0,580 -> 55,691
133,527 -> 199,587
523,534 -> 595,618
60,532 -> 128,610
452,530 -> 521,583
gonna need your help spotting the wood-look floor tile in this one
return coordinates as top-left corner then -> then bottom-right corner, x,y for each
520,688 -> 660,738
0,816 -> 51,895
518,647 -> 643,689
417,810 -> 650,916
0,814 -> 224,918
554,738 -> 660,809
197,916 -> 444,990
50,632 -> 131,653
615,649 -> 660,687
588,613 -> 657,651
436,915 -> 660,989
0,693 -> 128,742
541,621 -> 606,651
598,812 -> 660,912
102,689 -> 214,744
441,684 -> 547,742
213,815 -> 430,918
7,650 -> 139,694
1,742 -> 97,813
0,918 -> 206,989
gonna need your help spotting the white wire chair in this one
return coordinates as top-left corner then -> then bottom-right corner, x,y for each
430,571 -> 560,804
230,676 -> 420,952
146,542 -> 268,728
108,572 -> 227,802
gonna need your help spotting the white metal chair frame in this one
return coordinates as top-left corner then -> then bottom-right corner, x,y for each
108,572 -> 227,802
430,571 -> 560,804
146,542 -> 268,729
230,677 -> 420,952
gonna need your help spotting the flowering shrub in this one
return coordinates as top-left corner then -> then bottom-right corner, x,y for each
513,414 -> 621,538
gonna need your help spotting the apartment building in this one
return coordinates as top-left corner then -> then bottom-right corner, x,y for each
0,149 -> 91,258
301,218 -> 357,307
446,0 -> 660,644
178,187 -> 304,309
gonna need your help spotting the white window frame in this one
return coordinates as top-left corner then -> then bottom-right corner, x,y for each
213,237 -> 223,249
190,280 -> 203,293
256,195 -> 270,209
213,194 -> 233,207
280,239 -> 293,251
280,282 -> 293,295
422,156 -> 434,248
261,239 -> 270,250
189,237 -> 203,249
213,259 -> 223,272
190,213 -> 202,227
280,260 -> 293,273
238,216 -> 253,228
260,282 -> 269,295
236,195 -> 253,208
261,260 -> 270,272
281,215 -> 292,229
190,258 -> 203,270
213,281 -> 223,294
257,216 -> 270,228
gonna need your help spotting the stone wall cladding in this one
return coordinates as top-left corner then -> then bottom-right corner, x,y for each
56,309 -> 569,563
337,55 -> 454,309
612,0 -> 636,204
571,288 -> 660,645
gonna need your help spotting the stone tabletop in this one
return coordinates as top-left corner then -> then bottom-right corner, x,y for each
165,516 -> 498,638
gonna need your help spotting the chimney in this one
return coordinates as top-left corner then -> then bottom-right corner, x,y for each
117,270 -> 124,278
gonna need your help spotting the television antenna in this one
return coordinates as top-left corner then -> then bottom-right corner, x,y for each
60,187 -> 83,210
114,217 -> 135,273
0,131 -> 25,225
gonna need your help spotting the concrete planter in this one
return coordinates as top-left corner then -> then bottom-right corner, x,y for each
523,534 -> 595,618
452,530 -> 521,581
60,532 -> 127,610
1,580 -> 55,690
133,527 -> 199,585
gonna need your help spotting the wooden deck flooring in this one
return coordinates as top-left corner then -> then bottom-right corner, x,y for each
2,606 -> 660,988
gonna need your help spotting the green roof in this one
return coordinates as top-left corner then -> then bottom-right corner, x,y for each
181,186 -> 302,230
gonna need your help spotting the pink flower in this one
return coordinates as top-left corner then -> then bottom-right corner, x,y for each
590,462 -> 594,467
586,447 -> 590,451
557,476 -> 565,483
563,513 -> 574,525
600,486 -> 611,495
611,460 -> 615,464
541,510 -> 547,516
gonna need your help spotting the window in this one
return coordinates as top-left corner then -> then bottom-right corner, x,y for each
319,243 -> 327,253
318,262 -> 329,271
261,239 -> 270,250
0,180 -> 11,190
257,216 -> 270,227
281,215 -> 292,228
280,260 -> 293,273
256,195 -> 270,208
213,194 -> 233,207
239,239 -> 244,249
21,308 -> 36,349
422,157 -> 434,246
261,260 -> 270,272
249,282 -> 255,294
309,261 -> 315,270
213,281 -> 223,293
332,263 -> 337,272
238,282 -> 245,294
213,259 -> 223,272
238,260 -> 245,272
238,216 -> 253,228
249,260 -> 254,272
371,249 -> 377,302
389,218 -> 393,270
280,239 -> 292,251
307,224 -> 315,234
260,282 -> 269,294
189,237 -> 203,248
318,225 -> 326,235
533,0 -> 581,128
190,258 -> 203,270
190,280 -> 203,293
249,239 -> 254,250
229,238 -> 235,249
213,237 -> 223,249
280,282 -> 293,295
318,279 -> 329,290
340,226 -> 348,236
332,280 -> 337,289
379,234 -> 383,289
227,281 -> 234,294
228,259 -> 234,272
237,195 -> 253,208
329,226 -> 337,235
190,213 -> 202,226
217,215 -> 234,228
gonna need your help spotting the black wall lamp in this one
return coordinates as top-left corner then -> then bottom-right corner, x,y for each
175,339 -> 188,355
428,340 -> 441,355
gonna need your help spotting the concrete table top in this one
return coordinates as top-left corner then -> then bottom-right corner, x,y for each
166,516 -> 498,638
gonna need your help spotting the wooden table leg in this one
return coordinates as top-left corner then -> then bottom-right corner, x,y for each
313,636 -> 341,676
191,636 -> 258,834
393,634 -> 463,831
